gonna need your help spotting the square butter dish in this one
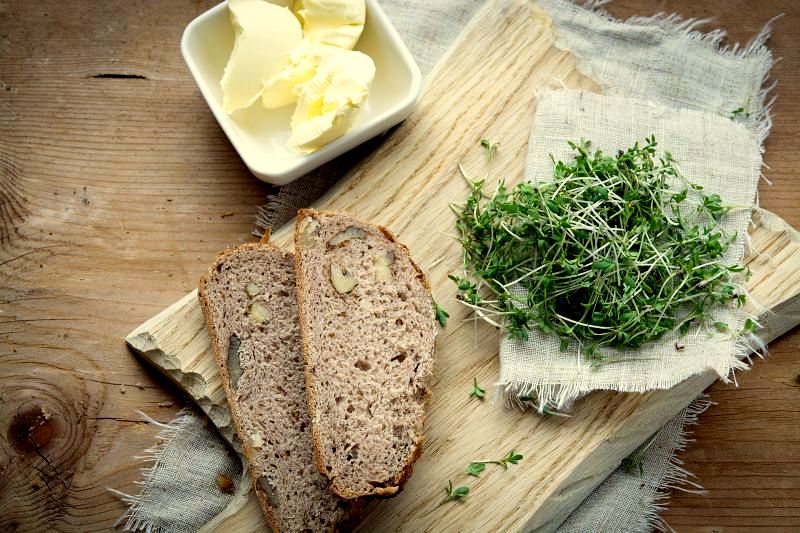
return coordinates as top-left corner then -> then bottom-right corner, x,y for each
181,0 -> 422,185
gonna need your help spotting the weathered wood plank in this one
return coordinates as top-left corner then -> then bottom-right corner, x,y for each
2,0 -> 798,530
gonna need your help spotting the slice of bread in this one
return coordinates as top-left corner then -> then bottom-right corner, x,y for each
198,242 -> 349,532
294,209 -> 437,499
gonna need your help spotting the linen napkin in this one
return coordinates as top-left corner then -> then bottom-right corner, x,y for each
111,411 -> 242,533
499,89 -> 763,411
558,395 -> 712,532
538,0 -> 776,144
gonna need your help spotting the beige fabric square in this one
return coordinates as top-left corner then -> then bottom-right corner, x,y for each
499,89 -> 762,410
539,0 -> 776,145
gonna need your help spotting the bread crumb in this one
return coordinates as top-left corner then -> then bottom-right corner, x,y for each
119,384 -> 126,394
135,382 -> 146,390
220,211 -> 235,218
216,472 -> 236,494
158,401 -> 174,408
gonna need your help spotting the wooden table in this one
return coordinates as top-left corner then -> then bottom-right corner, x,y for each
0,0 -> 797,531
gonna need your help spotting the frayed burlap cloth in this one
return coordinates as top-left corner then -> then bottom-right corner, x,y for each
111,411 -> 243,533
499,89 -> 763,411
558,395 -> 713,532
116,2 -> 778,532
539,0 -> 777,145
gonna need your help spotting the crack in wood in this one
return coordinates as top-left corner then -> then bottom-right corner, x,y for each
90,73 -> 148,80
29,462 -> 65,507
0,245 -> 62,268
88,416 -> 149,424
79,376 -> 159,390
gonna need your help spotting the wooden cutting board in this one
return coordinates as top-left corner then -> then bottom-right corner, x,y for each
126,1 -> 800,531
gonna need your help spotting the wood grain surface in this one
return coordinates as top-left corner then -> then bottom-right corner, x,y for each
1,0 -> 798,532
605,4 -> 800,532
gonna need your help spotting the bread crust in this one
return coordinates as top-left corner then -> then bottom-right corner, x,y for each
200,241 -> 359,531
198,242 -> 285,532
293,209 -> 435,500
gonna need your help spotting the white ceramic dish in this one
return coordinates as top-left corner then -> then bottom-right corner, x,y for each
181,0 -> 422,186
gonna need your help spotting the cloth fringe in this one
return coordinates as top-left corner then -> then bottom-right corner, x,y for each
555,392 -> 715,532
500,330 -> 765,414
108,410 -> 195,533
563,1 -> 781,146
254,193 -> 292,238
649,395 -> 714,532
